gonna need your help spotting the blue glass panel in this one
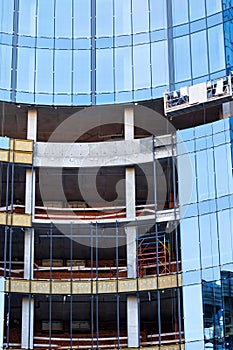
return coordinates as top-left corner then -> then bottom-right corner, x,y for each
196,150 -> 209,201
18,36 -> 36,47
174,35 -> 191,82
181,217 -> 200,271
190,19 -> 206,33
132,0 -> 149,34
114,0 -> 131,36
115,46 -> 132,92
55,0 -> 72,38
17,47 -> 35,92
133,44 -> 150,89
150,30 -> 167,42
189,0 -> 205,21
133,33 -> 149,45
206,149 -> 215,199
54,50 -> 72,94
74,0 -> 91,38
172,0 -> 189,26
37,37 -> 54,49
37,0 -> 54,38
96,0 -> 113,37
208,25 -> 225,73
218,209 -> 233,265
177,153 -> 197,206
35,93 -> 53,105
18,0 -> 36,36
200,214 -> 218,269
183,284 -> 204,341
150,0 -> 167,30
0,45 -> 12,89
73,50 -> 91,94
173,24 -> 189,38
206,0 -> 222,15
191,30 -> 208,78
96,48 -> 114,93
55,38 -> 72,49
0,0 -> 14,33
35,49 -> 53,93
215,144 -> 231,197
207,13 -> 223,27
151,41 -> 169,87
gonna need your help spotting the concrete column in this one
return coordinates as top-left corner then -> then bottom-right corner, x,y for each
0,278 -> 5,350
21,298 -> 34,349
22,110 -> 37,349
127,296 -> 139,348
124,108 -> 140,347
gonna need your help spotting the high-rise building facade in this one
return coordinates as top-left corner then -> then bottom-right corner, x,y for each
0,1 -> 232,350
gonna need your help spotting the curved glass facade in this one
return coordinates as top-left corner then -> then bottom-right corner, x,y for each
0,0 -> 232,105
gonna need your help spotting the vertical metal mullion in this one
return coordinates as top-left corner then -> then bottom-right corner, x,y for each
166,0 -> 175,92
10,0 -> 19,102
116,221 -> 120,349
6,292 -> 10,347
90,224 -> 94,348
70,223 -> 73,350
3,226 -> 8,279
91,0 -> 96,105
171,133 -> 182,346
95,222 -> 99,349
49,223 -> 53,350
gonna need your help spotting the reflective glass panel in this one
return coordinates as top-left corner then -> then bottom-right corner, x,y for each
172,0 -> 189,26
55,0 -> 72,38
18,0 -> 36,36
37,0 -> 54,37
0,45 -> 12,89
96,48 -> 114,92
191,30 -> 208,78
206,0 -> 222,15
132,0 -> 149,33
114,0 -> 131,36
181,217 -> 200,272
74,0 -> 91,38
17,47 -> 35,92
151,41 -> 169,86
208,25 -> 225,73
73,50 -> 91,93
133,44 -> 150,89
35,49 -> 53,93
96,0 -> 113,37
115,46 -> 132,92
218,209 -> 233,265
54,50 -> 72,93
0,0 -> 14,33
189,0 -> 205,21
174,35 -> 191,82
150,0 -> 167,30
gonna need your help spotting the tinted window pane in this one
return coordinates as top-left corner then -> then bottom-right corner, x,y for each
0,0 -> 14,33
0,45 -> 12,89
74,0 -> 91,38
172,0 -> 189,25
208,25 -> 225,73
151,40 -> 169,87
114,0 -> 131,36
35,49 -> 53,93
18,0 -> 36,36
133,44 -> 150,89
55,0 -> 72,38
150,0 -> 167,30
96,0 -> 113,37
115,47 -> 132,92
17,47 -> 35,92
54,50 -> 72,93
96,48 -> 114,92
174,35 -> 191,82
132,0 -> 149,33
73,50 -> 91,93
37,0 -> 54,38
189,0 -> 205,21
206,0 -> 222,15
181,217 -> 200,271
191,30 -> 208,78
